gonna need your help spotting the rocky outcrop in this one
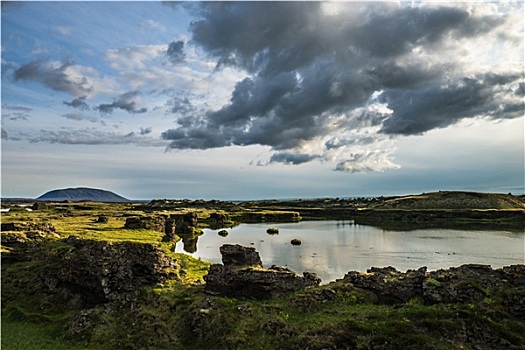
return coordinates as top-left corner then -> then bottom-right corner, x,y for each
1,222 -> 60,249
124,215 -> 166,232
171,212 -> 198,234
1,221 -> 57,235
343,266 -> 427,304
209,212 -> 230,224
353,209 -> 525,230
423,264 -> 525,305
220,244 -> 262,267
204,244 -> 320,299
161,213 -> 202,253
123,213 -> 201,243
342,264 -> 525,309
47,236 -> 177,307
235,211 -> 301,223
31,202 -> 49,210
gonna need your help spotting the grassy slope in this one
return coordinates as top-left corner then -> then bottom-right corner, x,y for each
372,191 -> 525,210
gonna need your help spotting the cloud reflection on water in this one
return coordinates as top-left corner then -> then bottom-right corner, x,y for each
174,221 -> 525,283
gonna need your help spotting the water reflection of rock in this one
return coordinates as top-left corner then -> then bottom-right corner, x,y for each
177,231 -> 203,254
152,212 -> 204,253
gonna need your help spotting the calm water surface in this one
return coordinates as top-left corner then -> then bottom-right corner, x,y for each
174,221 -> 525,283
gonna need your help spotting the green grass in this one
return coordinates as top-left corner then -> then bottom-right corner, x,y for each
1,320 -> 102,350
49,215 -> 164,242
171,252 -> 211,283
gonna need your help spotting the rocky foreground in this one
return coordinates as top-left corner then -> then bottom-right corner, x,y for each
2,234 -> 524,349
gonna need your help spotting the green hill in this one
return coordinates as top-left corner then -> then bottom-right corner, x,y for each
373,191 -> 525,210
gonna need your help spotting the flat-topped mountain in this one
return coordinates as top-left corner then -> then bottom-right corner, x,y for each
37,187 -> 130,203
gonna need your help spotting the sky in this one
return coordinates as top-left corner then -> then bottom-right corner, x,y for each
1,1 -> 524,200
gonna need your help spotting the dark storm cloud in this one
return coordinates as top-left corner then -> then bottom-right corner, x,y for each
379,73 -> 524,135
13,59 -> 93,97
269,152 -> 321,165
163,2 -> 523,169
96,90 -> 147,115
166,96 -> 195,115
166,40 -> 185,64
186,3 -> 473,74
63,96 -> 90,110
1,128 -> 8,140
161,127 -> 225,149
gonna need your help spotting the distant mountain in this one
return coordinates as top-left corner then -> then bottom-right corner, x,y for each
37,187 -> 130,203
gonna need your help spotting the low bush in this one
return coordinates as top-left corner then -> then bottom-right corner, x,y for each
266,227 -> 279,234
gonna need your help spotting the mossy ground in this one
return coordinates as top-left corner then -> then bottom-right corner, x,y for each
3,254 -> 524,349
2,199 -> 524,349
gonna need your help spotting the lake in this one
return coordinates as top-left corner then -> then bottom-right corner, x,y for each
174,220 -> 525,283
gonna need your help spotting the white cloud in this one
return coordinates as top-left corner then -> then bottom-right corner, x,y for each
55,26 -> 73,36
29,128 -> 166,147
139,19 -> 167,32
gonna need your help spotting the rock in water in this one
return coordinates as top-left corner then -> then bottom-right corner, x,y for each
204,244 -> 320,299
219,244 -> 263,267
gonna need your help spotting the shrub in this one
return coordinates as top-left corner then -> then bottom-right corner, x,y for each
291,238 -> 302,245
266,227 -> 279,235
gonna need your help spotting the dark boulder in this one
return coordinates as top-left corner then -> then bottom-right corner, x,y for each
124,216 -> 165,233
96,216 -> 109,223
220,244 -> 262,267
172,212 -> 198,234
204,244 -> 320,299
31,202 -> 48,210
162,217 -> 178,242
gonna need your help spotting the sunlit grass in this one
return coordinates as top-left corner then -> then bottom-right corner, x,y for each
50,215 -> 163,243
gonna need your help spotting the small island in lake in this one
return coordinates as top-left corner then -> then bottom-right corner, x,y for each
1,190 -> 524,349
